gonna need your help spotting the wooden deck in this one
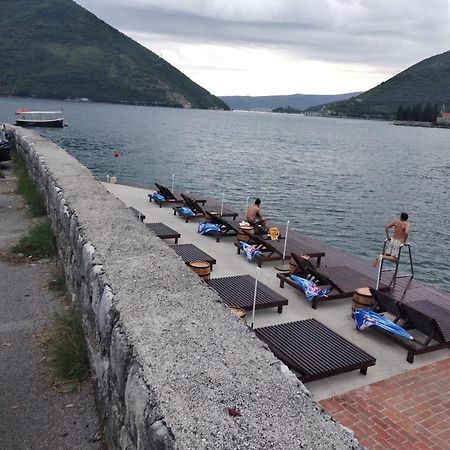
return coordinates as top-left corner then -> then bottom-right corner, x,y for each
278,230 -> 450,315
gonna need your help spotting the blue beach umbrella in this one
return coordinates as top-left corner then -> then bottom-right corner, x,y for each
240,241 -> 262,262
353,309 -> 413,340
290,275 -> 332,302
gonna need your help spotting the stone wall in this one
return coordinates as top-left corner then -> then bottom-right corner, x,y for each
12,127 -> 359,449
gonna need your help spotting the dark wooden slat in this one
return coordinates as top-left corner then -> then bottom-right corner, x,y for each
169,243 -> 216,266
235,236 -> 325,268
255,319 -> 376,382
277,264 -> 390,309
206,274 -> 288,312
406,300 -> 450,342
145,222 -> 181,243
128,207 -> 145,222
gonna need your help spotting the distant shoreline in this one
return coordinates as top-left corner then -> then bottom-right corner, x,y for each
393,120 -> 450,129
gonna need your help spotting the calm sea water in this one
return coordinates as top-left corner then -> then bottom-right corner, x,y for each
1,96 -> 449,292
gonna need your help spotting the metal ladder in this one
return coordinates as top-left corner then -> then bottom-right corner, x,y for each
376,240 -> 414,289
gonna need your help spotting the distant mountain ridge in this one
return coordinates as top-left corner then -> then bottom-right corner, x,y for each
0,0 -> 228,109
219,93 -> 361,111
323,50 -> 450,119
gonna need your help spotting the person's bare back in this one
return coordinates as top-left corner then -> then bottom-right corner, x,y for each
372,212 -> 410,266
246,198 -> 266,226
386,216 -> 410,243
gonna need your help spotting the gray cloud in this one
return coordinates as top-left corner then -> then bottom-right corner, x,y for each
75,0 -> 450,80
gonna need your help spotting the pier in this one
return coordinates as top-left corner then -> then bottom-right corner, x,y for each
105,182 -> 450,398
105,181 -> 450,448
10,125 -> 449,449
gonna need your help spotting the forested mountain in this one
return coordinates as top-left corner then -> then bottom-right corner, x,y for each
220,92 -> 361,111
322,50 -> 450,119
0,0 -> 228,109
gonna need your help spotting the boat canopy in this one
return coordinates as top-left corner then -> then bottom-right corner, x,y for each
15,110 -> 62,115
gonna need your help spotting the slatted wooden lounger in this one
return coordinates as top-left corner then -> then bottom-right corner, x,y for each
207,274 -> 288,313
206,214 -> 249,242
128,206 -> 146,222
145,223 -> 181,244
149,183 -> 207,207
235,234 -> 325,268
255,319 -> 376,382
369,289 -> 450,363
277,253 -> 389,309
169,243 -> 216,269
174,193 -> 238,222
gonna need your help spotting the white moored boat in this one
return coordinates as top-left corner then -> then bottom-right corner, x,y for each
15,109 -> 64,128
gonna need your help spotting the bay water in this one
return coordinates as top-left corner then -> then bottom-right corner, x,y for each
1,96 -> 449,292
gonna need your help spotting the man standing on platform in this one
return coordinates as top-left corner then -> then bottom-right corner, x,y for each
372,212 -> 410,266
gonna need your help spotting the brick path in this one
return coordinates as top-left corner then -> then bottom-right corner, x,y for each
320,358 -> 450,450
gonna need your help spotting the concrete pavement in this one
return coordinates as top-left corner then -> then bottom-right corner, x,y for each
0,161 -> 102,450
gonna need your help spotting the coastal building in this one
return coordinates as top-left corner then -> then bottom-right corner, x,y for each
436,105 -> 450,125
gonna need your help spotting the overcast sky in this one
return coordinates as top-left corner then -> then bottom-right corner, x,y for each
75,0 -> 450,96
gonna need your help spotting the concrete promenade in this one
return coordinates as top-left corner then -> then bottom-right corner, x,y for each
105,181 -> 450,449
104,181 -> 449,401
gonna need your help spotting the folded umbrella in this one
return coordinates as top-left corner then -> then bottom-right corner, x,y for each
177,206 -> 195,217
198,222 -> 221,235
290,275 -> 332,302
152,192 -> 166,203
353,309 -> 413,340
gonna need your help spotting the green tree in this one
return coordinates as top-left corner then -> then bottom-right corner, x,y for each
423,103 -> 433,122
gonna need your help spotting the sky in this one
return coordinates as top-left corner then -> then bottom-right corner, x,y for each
75,0 -> 450,97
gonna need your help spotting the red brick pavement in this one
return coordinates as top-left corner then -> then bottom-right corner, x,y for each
320,358 -> 450,450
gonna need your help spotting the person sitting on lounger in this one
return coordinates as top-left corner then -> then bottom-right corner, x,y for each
372,212 -> 410,266
247,198 -> 267,232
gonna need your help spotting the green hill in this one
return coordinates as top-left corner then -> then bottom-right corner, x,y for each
322,50 -> 450,119
0,0 -> 228,109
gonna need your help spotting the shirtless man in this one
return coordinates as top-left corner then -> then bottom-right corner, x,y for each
372,212 -> 410,266
247,198 -> 266,228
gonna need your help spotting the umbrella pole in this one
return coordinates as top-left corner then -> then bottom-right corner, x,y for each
275,220 -> 290,271
220,193 -> 224,216
251,267 -> 260,329
171,173 -> 175,193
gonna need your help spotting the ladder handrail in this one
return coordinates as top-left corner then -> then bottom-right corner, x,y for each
376,240 -> 414,289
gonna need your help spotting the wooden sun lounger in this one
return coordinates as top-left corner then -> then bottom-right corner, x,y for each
169,243 -> 216,269
369,289 -> 450,363
235,234 -> 325,268
255,319 -> 376,382
206,274 -> 288,313
277,253 -> 388,309
148,182 -> 183,207
145,222 -> 181,244
149,183 -> 207,207
206,214 -> 249,242
174,193 -> 238,222
128,206 -> 146,222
